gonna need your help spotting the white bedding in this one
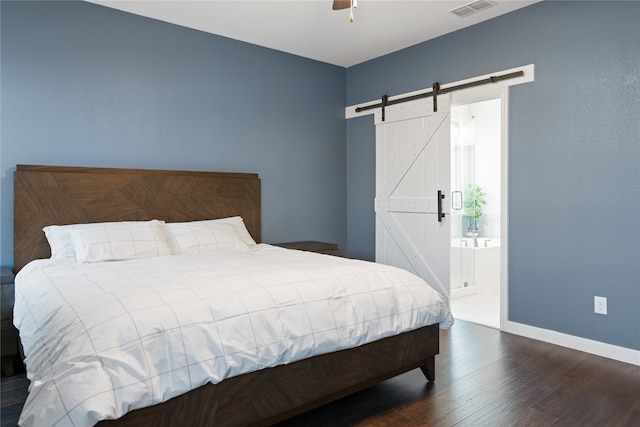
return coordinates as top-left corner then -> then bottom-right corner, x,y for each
14,244 -> 453,427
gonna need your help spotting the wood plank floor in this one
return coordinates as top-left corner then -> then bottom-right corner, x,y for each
2,321 -> 638,426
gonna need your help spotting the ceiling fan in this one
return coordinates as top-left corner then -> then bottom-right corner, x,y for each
333,0 -> 358,22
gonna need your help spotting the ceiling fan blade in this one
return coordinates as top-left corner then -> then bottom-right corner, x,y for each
332,0 -> 351,10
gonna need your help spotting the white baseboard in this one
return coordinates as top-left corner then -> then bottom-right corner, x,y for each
503,320 -> 640,366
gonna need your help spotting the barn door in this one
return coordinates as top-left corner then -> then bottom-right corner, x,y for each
375,95 -> 451,300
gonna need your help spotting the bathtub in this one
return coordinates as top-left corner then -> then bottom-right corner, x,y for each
451,237 -> 501,296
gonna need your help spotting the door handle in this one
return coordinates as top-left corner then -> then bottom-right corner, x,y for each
437,190 -> 445,222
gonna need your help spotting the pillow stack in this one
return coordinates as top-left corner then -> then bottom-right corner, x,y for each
43,216 -> 257,263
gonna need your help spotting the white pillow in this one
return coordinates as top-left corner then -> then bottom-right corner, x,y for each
44,220 -> 161,260
69,220 -> 172,263
211,216 -> 258,247
165,220 -> 251,254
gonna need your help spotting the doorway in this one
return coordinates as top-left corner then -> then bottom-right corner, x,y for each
449,95 -> 504,329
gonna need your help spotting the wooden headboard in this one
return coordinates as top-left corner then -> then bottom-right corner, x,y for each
14,165 -> 261,272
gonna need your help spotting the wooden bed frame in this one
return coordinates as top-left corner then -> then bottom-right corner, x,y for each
14,164 -> 440,426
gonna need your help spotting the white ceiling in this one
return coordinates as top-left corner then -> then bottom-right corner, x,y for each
85,0 -> 541,68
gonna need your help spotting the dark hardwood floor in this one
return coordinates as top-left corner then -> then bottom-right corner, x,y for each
2,321 -> 639,426
0,360 -> 26,427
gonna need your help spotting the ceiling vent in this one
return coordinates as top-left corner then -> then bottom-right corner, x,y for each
449,0 -> 497,18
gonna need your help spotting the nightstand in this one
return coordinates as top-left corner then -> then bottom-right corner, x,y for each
273,241 -> 340,256
1,266 -> 19,376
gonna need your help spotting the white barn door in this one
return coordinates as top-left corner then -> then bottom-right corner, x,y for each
375,95 -> 451,300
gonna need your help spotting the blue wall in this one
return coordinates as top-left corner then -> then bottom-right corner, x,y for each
346,1 -> 639,350
0,1 -> 347,263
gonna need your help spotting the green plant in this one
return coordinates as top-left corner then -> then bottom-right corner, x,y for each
463,184 -> 486,232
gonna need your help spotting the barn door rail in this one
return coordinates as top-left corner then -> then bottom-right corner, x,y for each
355,70 -> 523,120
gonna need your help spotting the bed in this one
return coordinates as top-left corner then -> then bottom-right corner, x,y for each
13,165 -> 452,427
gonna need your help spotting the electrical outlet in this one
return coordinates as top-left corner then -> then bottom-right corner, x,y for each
594,296 -> 607,315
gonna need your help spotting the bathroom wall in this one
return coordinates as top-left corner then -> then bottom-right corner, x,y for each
450,98 -> 500,239
470,98 -> 501,239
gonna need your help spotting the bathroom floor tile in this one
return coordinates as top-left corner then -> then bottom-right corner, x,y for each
451,291 -> 500,329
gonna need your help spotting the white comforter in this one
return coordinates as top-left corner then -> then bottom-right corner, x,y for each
14,244 -> 452,427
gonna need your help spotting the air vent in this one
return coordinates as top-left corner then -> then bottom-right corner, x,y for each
449,0 -> 497,18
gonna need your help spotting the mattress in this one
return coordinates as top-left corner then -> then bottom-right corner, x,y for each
14,244 -> 453,427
